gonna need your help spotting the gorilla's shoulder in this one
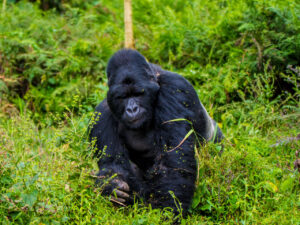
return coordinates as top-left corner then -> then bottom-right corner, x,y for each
95,98 -> 110,113
93,99 -> 117,127
157,70 -> 197,98
155,71 -> 198,121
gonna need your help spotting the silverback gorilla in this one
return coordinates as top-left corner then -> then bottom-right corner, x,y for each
89,49 -> 223,215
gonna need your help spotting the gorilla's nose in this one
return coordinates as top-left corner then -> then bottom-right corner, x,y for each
126,102 -> 139,119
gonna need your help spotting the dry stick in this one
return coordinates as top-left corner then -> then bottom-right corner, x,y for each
124,0 -> 134,48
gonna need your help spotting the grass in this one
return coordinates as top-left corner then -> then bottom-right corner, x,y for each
0,100 -> 299,224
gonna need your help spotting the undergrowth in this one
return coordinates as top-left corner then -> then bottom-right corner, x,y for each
0,101 -> 299,224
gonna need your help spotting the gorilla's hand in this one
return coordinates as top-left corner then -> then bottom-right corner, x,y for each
110,179 -> 130,205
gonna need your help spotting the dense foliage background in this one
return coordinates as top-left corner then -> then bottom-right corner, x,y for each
0,0 -> 299,224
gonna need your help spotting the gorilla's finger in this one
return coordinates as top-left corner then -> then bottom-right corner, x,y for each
110,196 -> 126,206
113,179 -> 130,192
114,189 -> 130,199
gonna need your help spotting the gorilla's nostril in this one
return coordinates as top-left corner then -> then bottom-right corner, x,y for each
126,108 -> 133,113
126,105 -> 139,117
132,106 -> 138,113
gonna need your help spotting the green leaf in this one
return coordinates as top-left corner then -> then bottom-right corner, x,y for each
21,190 -> 38,208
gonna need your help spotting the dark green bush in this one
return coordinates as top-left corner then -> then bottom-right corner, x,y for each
1,0 -> 299,122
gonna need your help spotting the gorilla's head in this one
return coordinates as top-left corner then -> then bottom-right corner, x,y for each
106,49 -> 160,130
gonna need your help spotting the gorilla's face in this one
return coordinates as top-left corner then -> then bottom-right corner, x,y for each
107,66 -> 159,130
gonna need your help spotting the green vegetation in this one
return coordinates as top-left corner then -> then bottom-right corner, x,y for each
0,0 -> 299,224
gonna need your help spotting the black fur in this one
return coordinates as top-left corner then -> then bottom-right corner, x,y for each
89,49 -> 223,215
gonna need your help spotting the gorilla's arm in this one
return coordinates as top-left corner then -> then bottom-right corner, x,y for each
148,72 -> 200,214
89,100 -> 144,203
193,100 -> 224,143
149,62 -> 223,143
149,126 -> 197,214
150,70 -> 223,214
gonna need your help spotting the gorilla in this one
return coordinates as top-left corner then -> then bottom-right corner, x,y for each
89,49 -> 223,215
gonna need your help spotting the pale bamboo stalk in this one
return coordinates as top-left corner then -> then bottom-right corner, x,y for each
2,0 -> 7,13
124,0 -> 134,48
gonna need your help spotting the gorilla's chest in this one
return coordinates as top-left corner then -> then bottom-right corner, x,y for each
121,129 -> 154,153
118,126 -> 156,170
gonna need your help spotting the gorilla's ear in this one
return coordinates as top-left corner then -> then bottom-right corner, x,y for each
144,63 -> 157,82
147,63 -> 163,81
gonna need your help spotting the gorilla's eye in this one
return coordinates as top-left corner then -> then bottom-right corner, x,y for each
133,90 -> 144,97
115,93 -> 127,99
123,78 -> 133,85
136,91 -> 143,96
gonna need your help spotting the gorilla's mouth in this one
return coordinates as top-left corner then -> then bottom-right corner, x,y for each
128,116 -> 143,125
125,112 -> 146,125
129,118 -> 139,123
124,116 -> 147,129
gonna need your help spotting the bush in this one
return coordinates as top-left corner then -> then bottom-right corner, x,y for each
1,0 -> 299,120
